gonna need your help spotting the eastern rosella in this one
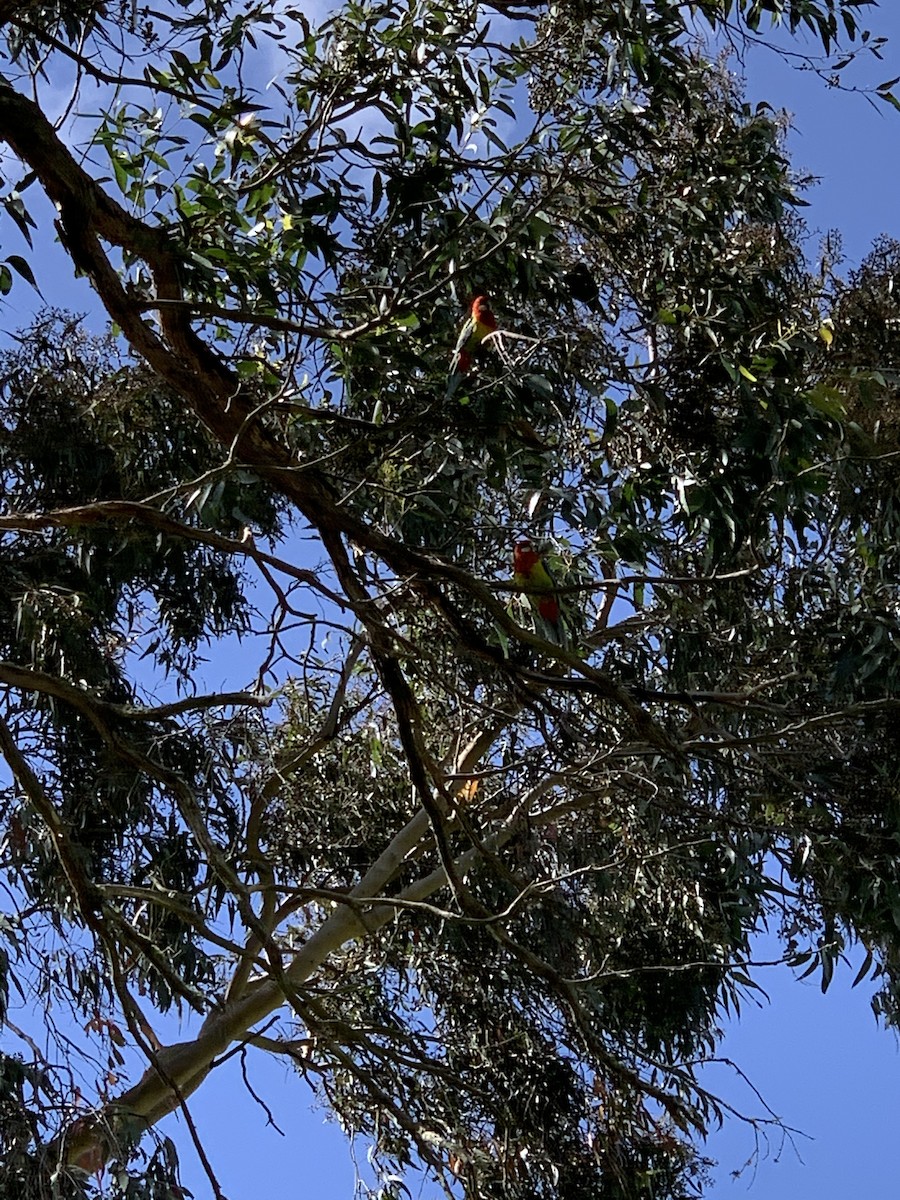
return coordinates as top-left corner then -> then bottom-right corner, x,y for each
446,295 -> 498,398
513,539 -> 563,644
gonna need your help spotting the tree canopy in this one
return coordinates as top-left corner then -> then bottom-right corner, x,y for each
0,1 -> 898,1197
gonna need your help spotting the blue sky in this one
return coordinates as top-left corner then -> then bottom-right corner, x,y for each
2,5 -> 899,1198
739,8 -> 900,267
708,947 -> 900,1196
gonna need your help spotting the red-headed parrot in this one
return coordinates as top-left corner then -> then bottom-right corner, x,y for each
513,539 -> 563,644
447,295 -> 498,398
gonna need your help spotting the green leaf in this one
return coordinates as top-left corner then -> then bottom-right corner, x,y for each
852,948 -> 874,988
5,254 -> 38,290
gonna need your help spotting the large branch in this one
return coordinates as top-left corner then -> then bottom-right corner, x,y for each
0,87 -> 580,645
0,500 -> 349,605
61,713 -> 575,1169
61,805 -> 442,1167
0,79 -> 348,538
0,76 -> 677,1171
0,84 -> 663,743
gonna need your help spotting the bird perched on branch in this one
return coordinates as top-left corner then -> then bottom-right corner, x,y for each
446,294 -> 497,398
513,539 -> 563,644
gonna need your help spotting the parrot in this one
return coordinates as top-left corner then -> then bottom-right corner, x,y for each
513,539 -> 563,644
446,294 -> 498,398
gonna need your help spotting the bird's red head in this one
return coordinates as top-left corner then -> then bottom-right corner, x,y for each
471,295 -> 497,328
513,540 -> 538,573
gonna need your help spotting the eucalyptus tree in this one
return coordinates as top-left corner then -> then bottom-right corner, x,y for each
0,2 -> 897,1198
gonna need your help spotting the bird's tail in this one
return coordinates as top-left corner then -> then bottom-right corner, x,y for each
446,351 -> 471,400
445,371 -> 465,401
535,613 -> 567,648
